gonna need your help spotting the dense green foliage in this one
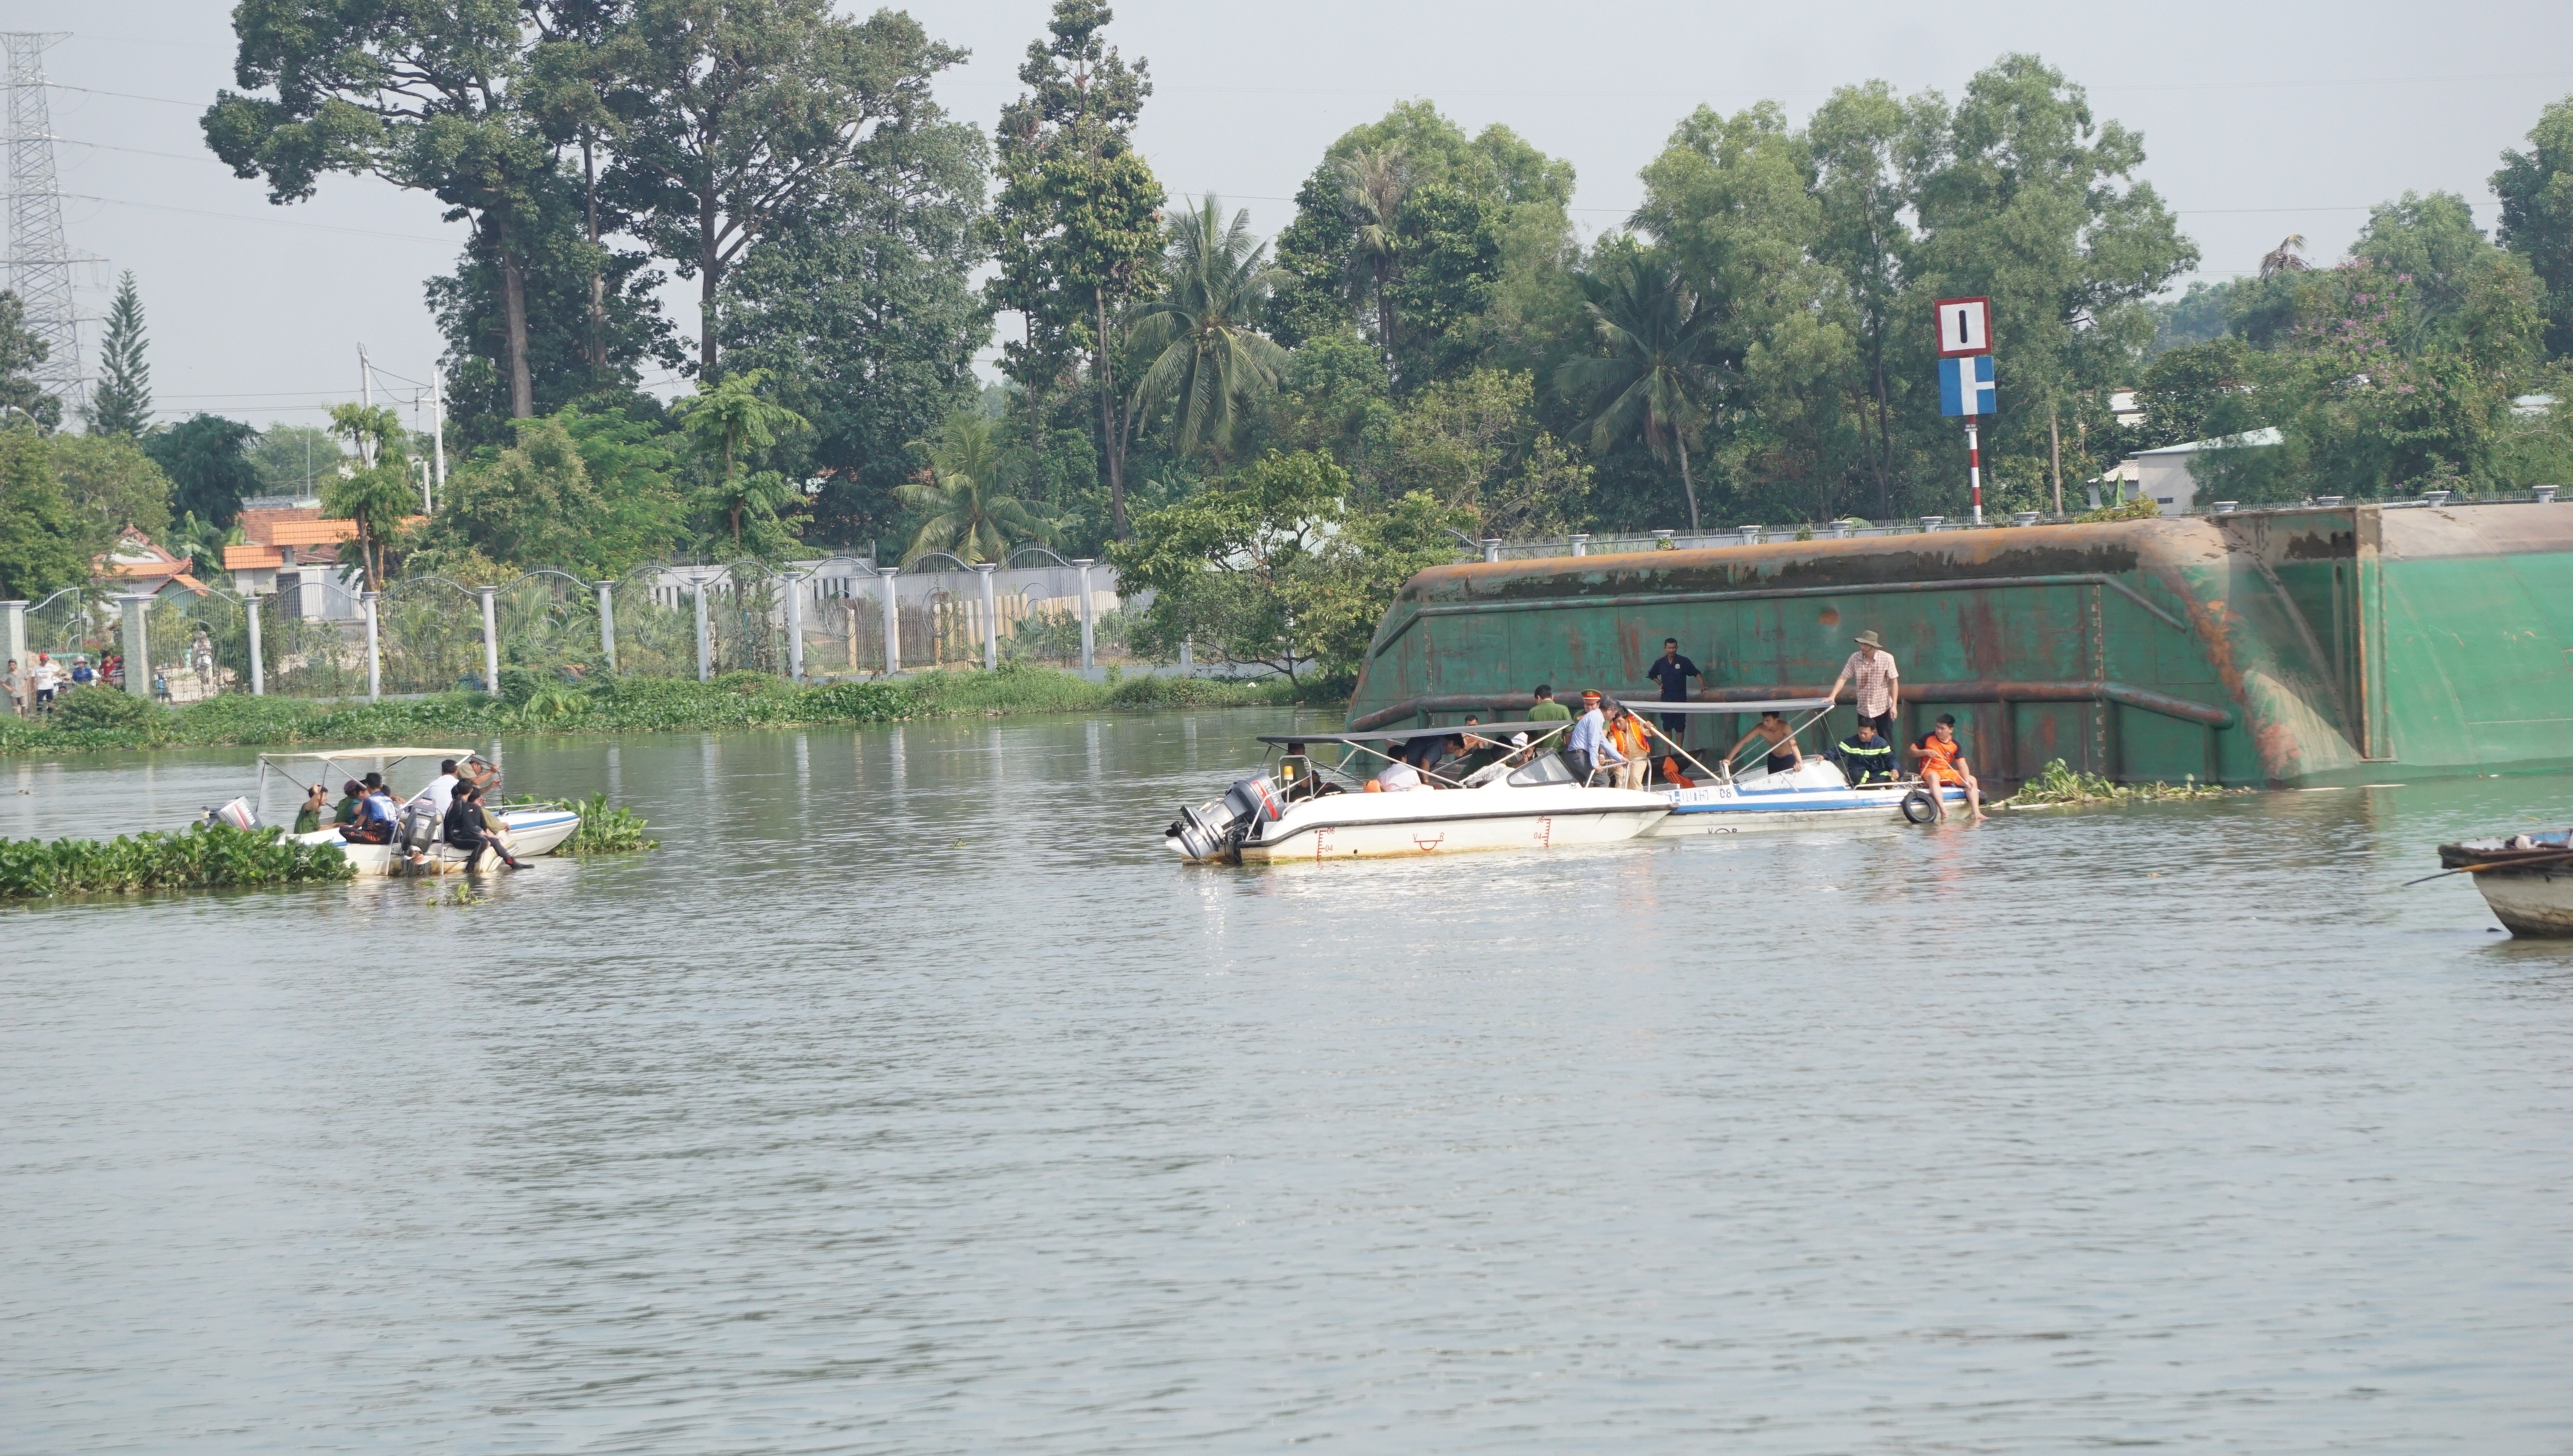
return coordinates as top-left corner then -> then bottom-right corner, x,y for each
0,822 -> 354,900
0,290 -> 61,431
0,664 -> 1299,758
0,429 -> 90,599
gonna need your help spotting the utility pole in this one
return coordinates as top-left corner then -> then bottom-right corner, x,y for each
2,33 -> 84,416
356,343 -> 376,465
428,367 -> 445,511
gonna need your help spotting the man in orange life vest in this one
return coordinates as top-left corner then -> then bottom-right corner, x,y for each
1907,713 -> 1987,822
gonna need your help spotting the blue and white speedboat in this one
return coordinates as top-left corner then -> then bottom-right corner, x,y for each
1616,698 -> 1966,836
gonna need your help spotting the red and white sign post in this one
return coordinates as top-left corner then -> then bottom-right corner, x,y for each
1935,296 -> 1994,525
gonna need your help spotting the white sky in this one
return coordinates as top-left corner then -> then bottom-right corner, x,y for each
10,0 -> 2573,431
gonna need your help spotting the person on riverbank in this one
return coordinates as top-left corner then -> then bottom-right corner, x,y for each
1827,631 -> 1900,744
292,783 -> 330,834
1909,714 -> 1987,821
1643,639 -> 1700,736
30,653 -> 59,712
1565,690 -> 1621,785
1729,710 -> 1805,777
1830,720 -> 1898,784
4,659 -> 25,716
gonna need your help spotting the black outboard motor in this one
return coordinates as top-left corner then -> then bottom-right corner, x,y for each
1166,774 -> 1286,861
400,803 -> 442,854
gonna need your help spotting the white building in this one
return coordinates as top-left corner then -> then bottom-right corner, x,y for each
2122,428 -> 2284,514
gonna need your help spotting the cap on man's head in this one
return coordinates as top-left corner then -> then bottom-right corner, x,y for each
343,780 -> 362,794
1510,732 -> 1530,747
1580,689 -> 1602,701
1853,630 -> 1884,649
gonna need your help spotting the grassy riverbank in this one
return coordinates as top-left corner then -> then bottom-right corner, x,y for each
0,667 -> 1310,758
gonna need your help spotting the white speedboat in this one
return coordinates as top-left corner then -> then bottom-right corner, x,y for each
1164,723 -> 1670,864
2436,831 -> 2573,937
226,747 -> 582,875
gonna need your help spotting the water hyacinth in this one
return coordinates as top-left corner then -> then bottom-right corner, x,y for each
0,823 -> 356,900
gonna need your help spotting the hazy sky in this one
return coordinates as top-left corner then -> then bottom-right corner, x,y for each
11,0 -> 2573,432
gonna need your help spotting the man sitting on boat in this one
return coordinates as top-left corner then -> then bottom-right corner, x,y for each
1908,715 -> 1989,822
1830,721 -> 1899,784
442,784 -> 526,870
344,774 -> 401,844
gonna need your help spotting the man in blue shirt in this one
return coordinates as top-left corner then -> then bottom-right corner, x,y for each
1643,638 -> 1699,735
1564,689 -> 1623,784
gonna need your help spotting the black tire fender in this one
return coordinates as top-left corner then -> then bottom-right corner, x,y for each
1900,787 -> 1939,824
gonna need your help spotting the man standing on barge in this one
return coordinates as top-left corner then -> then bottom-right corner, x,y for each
1828,630 -> 1900,744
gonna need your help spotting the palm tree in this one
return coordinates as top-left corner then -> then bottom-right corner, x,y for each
1555,250 -> 1729,532
673,369 -> 808,546
1335,146 -> 1410,369
895,411 -> 1053,565
1128,197 -> 1291,460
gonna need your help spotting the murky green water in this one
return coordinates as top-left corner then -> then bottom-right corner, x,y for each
7,712 -> 2572,1453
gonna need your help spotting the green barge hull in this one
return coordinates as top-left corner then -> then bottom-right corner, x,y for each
1347,502 -> 2573,788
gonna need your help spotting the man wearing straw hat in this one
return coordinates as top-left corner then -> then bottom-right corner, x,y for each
1827,630 -> 1901,746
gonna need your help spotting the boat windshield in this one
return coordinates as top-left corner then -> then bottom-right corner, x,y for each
1506,752 -> 1577,787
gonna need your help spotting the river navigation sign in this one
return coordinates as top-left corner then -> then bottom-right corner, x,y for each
1935,295 -> 1992,357
1938,353 -> 1996,417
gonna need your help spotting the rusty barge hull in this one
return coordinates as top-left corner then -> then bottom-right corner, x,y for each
1346,503 -> 2573,788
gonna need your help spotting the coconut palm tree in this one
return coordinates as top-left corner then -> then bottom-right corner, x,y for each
1336,146 -> 1410,369
1555,249 -> 1729,532
1128,197 -> 1291,460
894,411 -> 1053,565
323,402 -> 419,584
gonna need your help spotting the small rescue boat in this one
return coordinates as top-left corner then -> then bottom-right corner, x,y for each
1165,723 -> 1670,864
2435,830 -> 2573,937
1629,698 -> 1966,835
212,747 -> 582,875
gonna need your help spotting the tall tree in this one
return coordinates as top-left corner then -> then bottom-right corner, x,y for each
143,414 -> 263,528
0,291 -> 60,432
86,272 -> 153,438
718,62 -> 989,551
607,0 -> 965,377
1557,249 -> 1728,531
206,1 -> 556,419
1807,83 -> 1927,516
984,0 -> 1164,538
2494,95 -> 2573,360
672,368 -> 807,547
0,430 -> 89,598
1128,198 -> 1289,460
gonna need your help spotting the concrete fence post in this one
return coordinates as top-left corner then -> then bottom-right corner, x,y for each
1481,538 -> 1503,563
1073,558 -> 1096,671
692,577 -> 711,682
478,585 -> 500,698
596,579 -> 617,675
973,562 -> 998,672
362,590 -> 382,702
1,599 -> 25,676
1568,534 -> 1589,557
1180,636 -> 1194,669
118,593 -> 152,698
785,575 -> 805,684
877,567 -> 901,675
242,592 -> 265,696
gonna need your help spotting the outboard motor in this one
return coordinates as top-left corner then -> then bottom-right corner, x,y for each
1165,775 -> 1288,861
205,797 -> 260,831
400,803 -> 442,854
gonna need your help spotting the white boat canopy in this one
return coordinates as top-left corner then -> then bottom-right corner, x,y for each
254,747 -> 473,794
1257,720 -> 1575,746
1604,697 -> 1837,715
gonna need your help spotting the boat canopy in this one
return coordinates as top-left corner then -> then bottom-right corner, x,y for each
1604,696 -> 1836,715
256,747 -> 470,762
1257,719 -> 1574,746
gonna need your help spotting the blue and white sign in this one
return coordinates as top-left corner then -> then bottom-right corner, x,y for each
1938,353 -> 1996,417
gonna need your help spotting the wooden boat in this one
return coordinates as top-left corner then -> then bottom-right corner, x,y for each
2436,831 -> 2573,937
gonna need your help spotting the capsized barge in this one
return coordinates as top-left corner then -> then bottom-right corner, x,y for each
1347,501 -> 2573,789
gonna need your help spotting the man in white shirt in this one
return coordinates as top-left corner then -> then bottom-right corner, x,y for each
407,759 -> 463,821
29,653 -> 61,712
1826,631 -> 1901,744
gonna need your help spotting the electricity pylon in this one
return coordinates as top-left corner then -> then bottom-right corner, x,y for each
3,32 -> 84,416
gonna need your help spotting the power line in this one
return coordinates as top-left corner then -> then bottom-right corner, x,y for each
47,82 -> 200,107
55,135 -> 220,164
58,190 -> 456,244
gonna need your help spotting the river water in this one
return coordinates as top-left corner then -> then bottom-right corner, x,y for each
6,710 -> 2572,1454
